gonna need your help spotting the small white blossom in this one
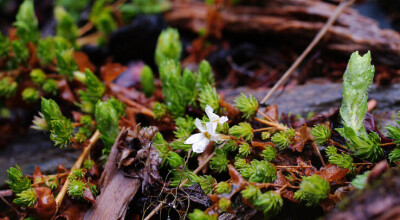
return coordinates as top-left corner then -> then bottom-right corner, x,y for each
205,105 -> 228,125
184,106 -> 229,153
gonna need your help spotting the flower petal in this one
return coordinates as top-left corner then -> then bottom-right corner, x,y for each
205,105 -> 219,122
206,122 -> 217,136
192,137 -> 210,153
195,118 -> 206,132
218,116 -> 228,124
184,133 -> 205,144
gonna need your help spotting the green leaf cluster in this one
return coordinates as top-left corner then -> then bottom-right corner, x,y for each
13,0 -> 40,44
120,0 -> 171,22
271,128 -> 295,150
311,124 -> 331,145
215,182 -> 231,194
294,175 -> 330,207
389,148 -> 400,163
22,87 -> 40,102
209,148 -> 229,173
89,0 -> 117,35
153,102 -> 167,120
241,186 -> 283,219
56,48 -> 78,80
351,171 -> 370,190
325,146 -> 354,172
229,122 -> 253,141
338,51 -> 383,161
189,209 -> 217,220
14,188 -> 37,207
238,159 -> 277,183
234,93 -> 259,119
55,0 -> 90,21
10,40 -> 29,68
0,33 -> 10,58
174,116 -> 196,140
0,77 -> 18,98
262,146 -> 277,162
95,99 -> 122,156
55,6 -> 78,44
155,27 -> 182,66
6,165 -> 32,194
159,60 -> 215,118
41,98 -> 74,147
78,69 -> 106,113
199,84 -> 220,112
140,65 -> 155,97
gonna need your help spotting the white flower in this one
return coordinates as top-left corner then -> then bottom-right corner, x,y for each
205,105 -> 228,125
184,106 -> 229,153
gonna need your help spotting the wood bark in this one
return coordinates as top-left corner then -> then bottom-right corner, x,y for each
165,0 -> 400,66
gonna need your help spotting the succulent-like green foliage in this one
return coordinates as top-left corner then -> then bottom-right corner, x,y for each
67,179 -> 86,199
89,1 -> 116,35
389,148 -> 400,163
153,102 -> 167,120
166,151 -> 183,168
141,65 -> 155,97
241,185 -> 260,200
261,132 -> 271,140
69,168 -> 85,180
78,69 -> 106,113
155,27 -> 182,66
95,99 -> 121,156
234,157 -> 247,170
295,175 -> 330,207
386,123 -> 400,145
0,77 -> 18,98
198,60 -> 215,87
215,182 -> 231,194
351,171 -> 370,190
253,191 -> 283,219
6,165 -> 32,194
338,51 -> 383,161
262,146 -> 277,162
229,122 -> 253,141
311,124 -> 331,145
50,118 -> 74,148
22,87 -> 40,102
325,146 -> 354,171
218,197 -> 231,212
221,139 -> 238,152
238,142 -> 251,157
271,128 -> 295,150
56,48 -> 78,80
238,159 -> 277,183
209,148 -> 229,173
10,40 -> 29,67
234,93 -> 259,119
13,0 -> 40,44
84,159 -> 95,169
199,84 -> 220,111
187,173 -> 215,194
189,209 -> 217,220
55,0 -> 90,21
241,186 -> 283,219
41,98 -> 64,123
36,38 -> 55,65
0,33 -> 10,58
153,132 -> 171,165
14,188 -> 37,207
30,69 -> 47,85
55,6 -> 78,44
174,116 -> 196,139
120,0 -> 171,22
42,79 -> 58,95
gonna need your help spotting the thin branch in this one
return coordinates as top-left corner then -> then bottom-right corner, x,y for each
260,0 -> 355,104
54,130 -> 101,212
311,142 -> 326,166
254,117 -> 287,131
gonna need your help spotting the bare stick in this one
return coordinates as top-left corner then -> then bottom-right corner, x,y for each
54,130 -> 101,211
260,0 -> 355,104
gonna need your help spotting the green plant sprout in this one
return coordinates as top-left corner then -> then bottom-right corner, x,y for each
337,51 -> 383,161
295,175 -> 330,207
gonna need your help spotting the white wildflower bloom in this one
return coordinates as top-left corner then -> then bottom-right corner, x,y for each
184,114 -> 229,153
205,105 -> 228,125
